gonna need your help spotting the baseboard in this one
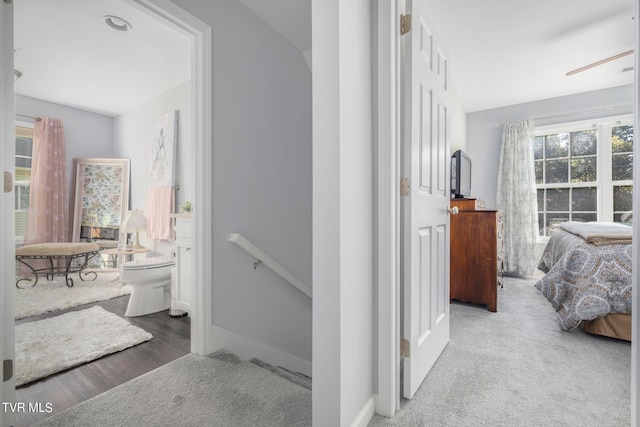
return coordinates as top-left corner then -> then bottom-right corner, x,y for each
209,324 -> 312,378
350,395 -> 376,427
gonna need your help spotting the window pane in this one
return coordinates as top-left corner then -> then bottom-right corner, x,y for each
15,137 -> 32,157
571,187 -> 597,211
15,157 -> 31,168
572,213 -> 597,222
546,188 -> 569,211
570,129 -> 597,156
538,213 -> 547,236
533,136 -> 544,160
612,153 -> 633,181
612,125 -> 633,153
545,133 -> 569,158
545,159 -> 568,183
535,161 -> 543,184
570,157 -> 597,182
547,216 -> 569,231
614,185 -> 633,212
614,213 -> 633,224
537,189 -> 544,212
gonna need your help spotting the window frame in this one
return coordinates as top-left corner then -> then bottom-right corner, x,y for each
533,114 -> 633,242
15,121 -> 34,244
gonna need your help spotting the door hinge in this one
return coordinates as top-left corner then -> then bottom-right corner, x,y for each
3,359 -> 13,382
400,14 -> 412,35
4,171 -> 13,193
400,177 -> 410,196
400,338 -> 410,358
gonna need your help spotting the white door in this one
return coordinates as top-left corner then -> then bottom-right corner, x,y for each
1,1 -> 16,425
401,0 -> 451,399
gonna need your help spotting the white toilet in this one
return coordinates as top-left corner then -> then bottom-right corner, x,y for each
120,256 -> 175,317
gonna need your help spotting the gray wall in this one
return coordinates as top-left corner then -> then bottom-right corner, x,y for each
113,81 -> 191,257
466,85 -> 633,209
173,0 -> 313,362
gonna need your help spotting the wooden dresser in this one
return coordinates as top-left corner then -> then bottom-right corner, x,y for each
449,198 -> 504,312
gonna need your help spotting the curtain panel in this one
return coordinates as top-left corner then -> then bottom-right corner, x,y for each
497,120 -> 539,276
24,117 -> 69,244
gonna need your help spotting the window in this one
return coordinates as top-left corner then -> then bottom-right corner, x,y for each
15,124 -> 34,240
534,116 -> 633,237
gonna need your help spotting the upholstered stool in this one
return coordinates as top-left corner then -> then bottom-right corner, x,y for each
15,242 -> 100,288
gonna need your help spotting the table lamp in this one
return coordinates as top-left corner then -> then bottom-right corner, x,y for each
126,209 -> 147,249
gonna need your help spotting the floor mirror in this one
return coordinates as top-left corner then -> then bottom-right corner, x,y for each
70,158 -> 130,243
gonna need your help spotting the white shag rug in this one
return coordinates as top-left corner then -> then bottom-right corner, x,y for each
15,305 -> 152,387
15,271 -> 131,320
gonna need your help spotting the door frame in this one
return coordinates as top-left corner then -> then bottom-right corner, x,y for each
128,0 -> 213,355
375,0 -> 401,417
1,6 -> 212,418
1,2 -> 16,425
632,1 -> 640,424
376,0 -> 640,421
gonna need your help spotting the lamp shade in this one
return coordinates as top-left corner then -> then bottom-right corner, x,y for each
126,209 -> 147,231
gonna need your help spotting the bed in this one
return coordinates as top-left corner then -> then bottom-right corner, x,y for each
534,221 -> 632,340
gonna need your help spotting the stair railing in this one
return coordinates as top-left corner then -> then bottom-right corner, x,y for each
228,233 -> 312,299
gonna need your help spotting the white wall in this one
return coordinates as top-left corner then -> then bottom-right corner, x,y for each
449,86 -> 467,153
466,85 -> 633,209
113,81 -> 191,256
15,94 -> 114,212
313,0 -> 375,425
172,0 -> 313,363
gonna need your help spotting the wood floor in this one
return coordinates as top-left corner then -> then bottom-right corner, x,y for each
14,295 -> 191,427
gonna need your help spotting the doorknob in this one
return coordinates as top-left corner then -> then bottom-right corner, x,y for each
447,206 -> 459,215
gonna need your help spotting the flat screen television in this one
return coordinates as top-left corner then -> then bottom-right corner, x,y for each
451,150 -> 471,198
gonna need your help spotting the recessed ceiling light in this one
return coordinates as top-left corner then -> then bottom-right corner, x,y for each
103,15 -> 132,32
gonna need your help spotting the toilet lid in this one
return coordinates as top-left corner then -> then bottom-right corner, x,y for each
122,256 -> 175,270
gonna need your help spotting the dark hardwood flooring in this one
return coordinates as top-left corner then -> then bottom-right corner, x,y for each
14,295 -> 190,427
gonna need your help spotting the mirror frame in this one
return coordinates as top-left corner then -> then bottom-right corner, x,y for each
70,158 -> 131,242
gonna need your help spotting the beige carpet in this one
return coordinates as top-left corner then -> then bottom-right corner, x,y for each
16,305 -> 152,387
33,352 -> 311,426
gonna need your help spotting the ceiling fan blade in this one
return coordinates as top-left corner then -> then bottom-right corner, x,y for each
566,49 -> 634,76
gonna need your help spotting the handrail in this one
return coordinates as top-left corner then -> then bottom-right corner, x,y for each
228,233 -> 312,299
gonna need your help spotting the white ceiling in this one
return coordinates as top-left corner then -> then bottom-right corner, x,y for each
424,0 -> 635,112
13,0 -> 635,116
14,0 -> 191,117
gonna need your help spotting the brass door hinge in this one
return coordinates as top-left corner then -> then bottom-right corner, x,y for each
400,338 -> 410,358
3,359 -> 13,382
400,177 -> 410,196
4,171 -> 13,193
400,14 -> 412,35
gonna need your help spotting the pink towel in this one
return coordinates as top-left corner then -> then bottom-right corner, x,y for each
147,186 -> 175,240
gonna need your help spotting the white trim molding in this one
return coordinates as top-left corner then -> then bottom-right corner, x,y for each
350,395 -> 376,427
210,324 -> 312,378
130,0 -> 213,356
374,0 -> 401,418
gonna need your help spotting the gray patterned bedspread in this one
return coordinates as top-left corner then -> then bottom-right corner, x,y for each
534,227 -> 632,331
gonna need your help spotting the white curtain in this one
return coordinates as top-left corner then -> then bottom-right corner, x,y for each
497,120 -> 539,276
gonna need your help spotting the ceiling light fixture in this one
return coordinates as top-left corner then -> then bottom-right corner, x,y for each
103,15 -> 132,32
